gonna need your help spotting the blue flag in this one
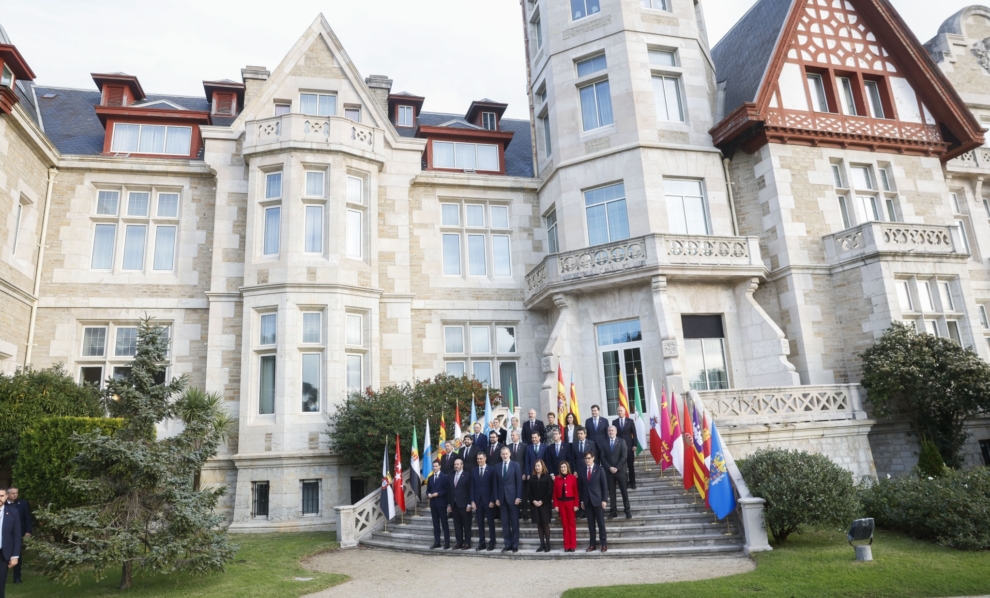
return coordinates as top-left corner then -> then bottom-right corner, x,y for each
422,419 -> 433,481
708,420 -> 737,520
470,399 -> 479,432
484,389 -> 493,434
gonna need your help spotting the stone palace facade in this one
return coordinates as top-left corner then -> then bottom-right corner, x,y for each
1,0 -> 989,532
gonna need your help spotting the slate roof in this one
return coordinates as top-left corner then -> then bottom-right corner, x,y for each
404,111 -> 534,178
711,0 -> 794,120
31,86 -> 211,156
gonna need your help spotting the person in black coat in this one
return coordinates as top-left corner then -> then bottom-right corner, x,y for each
494,446 -> 523,552
601,426 -> 631,519
446,458 -> 473,549
471,452 -> 497,551
440,442 -> 457,475
584,405 -> 610,459
524,432 -> 547,521
545,428 -> 571,482
570,426 -> 597,517
522,410 -> 546,445
505,430 -> 527,519
6,487 -> 31,584
0,488 -> 22,593
459,435 -> 479,475
527,460 -> 554,552
426,461 -> 450,549
485,431 -> 505,464
612,405 -> 638,489
470,423 -> 489,452
577,452 -> 609,552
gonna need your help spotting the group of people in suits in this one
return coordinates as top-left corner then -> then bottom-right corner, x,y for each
0,487 -> 30,597
425,406 -> 637,554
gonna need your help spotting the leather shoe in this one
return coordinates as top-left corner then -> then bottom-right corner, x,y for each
430,542 -> 441,549
444,544 -> 451,550
502,547 -> 511,553
512,548 -> 518,553
586,545 -> 597,552
460,544 -> 471,550
487,543 -> 496,551
601,544 -> 608,553
454,543 -> 462,550
626,513 -> 632,519
607,513 -> 617,519
629,484 -> 637,489
476,544 -> 485,551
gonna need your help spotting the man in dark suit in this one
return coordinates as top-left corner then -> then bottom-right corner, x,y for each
571,426 -> 596,517
521,409 -> 546,446
584,405 -> 610,459
495,446 -> 523,553
505,430 -> 527,520
485,431 -> 505,464
446,458 -> 473,549
545,428 -> 571,480
0,488 -> 22,595
578,451 -> 608,553
471,451 -> 497,551
602,426 -> 631,519
459,435 -> 479,475
612,405 -> 638,489
5,487 -> 30,585
426,461 -> 450,549
440,442 -> 457,475
470,423 -> 489,452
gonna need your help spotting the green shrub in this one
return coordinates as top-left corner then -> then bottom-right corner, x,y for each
861,467 -> 990,550
12,416 -> 124,511
917,438 -> 946,478
738,447 -> 858,543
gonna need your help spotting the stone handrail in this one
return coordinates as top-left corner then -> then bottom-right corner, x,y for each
687,389 -> 771,554
525,233 -> 762,301
947,147 -> 990,170
823,221 -> 966,264
697,384 -> 867,427
334,469 -> 419,548
243,113 -> 382,157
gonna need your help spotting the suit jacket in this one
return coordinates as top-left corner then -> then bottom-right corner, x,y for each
612,417 -> 636,450
571,439 -> 597,471
0,502 -> 21,561
459,445 -> 480,472
524,443 -> 548,476
427,472 -> 449,509
440,452 -> 457,475
601,437 -> 629,478
495,429 -> 508,445
494,460 -> 523,504
545,441 -> 572,477
7,499 -> 31,535
507,441 -> 526,469
447,470 -> 473,508
578,464 -> 609,507
471,464 -> 497,507
527,473 -> 553,506
470,432 -> 489,451
521,419 -> 547,445
584,416 -> 610,449
485,442 -> 506,464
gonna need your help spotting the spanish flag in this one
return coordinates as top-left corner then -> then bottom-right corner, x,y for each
557,364 -> 567,424
438,412 -> 447,456
569,374 -> 580,421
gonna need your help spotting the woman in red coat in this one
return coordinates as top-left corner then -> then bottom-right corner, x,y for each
553,460 -> 579,552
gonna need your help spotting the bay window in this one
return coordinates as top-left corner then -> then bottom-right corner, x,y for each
665,179 -> 710,235
585,183 -> 629,246
433,141 -> 500,171
110,123 -> 192,156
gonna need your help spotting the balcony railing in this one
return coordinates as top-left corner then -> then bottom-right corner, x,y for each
763,108 -> 942,143
947,147 -> 990,170
525,233 -> 762,302
697,384 -> 867,427
243,113 -> 383,157
823,221 -> 967,264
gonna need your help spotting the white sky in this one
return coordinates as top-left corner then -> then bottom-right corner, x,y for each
2,0 -> 978,120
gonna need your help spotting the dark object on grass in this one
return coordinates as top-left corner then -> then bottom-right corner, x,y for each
848,518 -> 875,546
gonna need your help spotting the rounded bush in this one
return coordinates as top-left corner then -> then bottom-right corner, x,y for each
738,447 -> 858,543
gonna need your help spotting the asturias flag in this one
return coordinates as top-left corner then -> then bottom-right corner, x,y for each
708,419 -> 738,520
380,442 -> 396,521
648,380 -> 665,466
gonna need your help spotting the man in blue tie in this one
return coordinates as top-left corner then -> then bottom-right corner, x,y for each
570,426 -> 596,518
471,452 -> 497,551
426,460 -> 450,549
602,425 -> 631,519
472,423 -> 489,452
495,446 -> 523,552
545,428 -> 571,481
584,405 -> 609,461
578,452 -> 608,553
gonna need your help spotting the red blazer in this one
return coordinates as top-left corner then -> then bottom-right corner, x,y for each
553,474 -> 578,509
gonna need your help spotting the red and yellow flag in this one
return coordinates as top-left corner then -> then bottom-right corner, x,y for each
438,413 -> 447,456
618,371 -> 630,414
682,396 -> 694,493
557,364 -> 567,424
394,435 -> 406,513
569,374 -> 580,421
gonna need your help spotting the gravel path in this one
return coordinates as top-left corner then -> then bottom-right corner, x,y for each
302,546 -> 755,598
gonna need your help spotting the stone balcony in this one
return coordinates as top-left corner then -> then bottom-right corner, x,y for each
822,221 -> 968,266
242,113 -> 385,161
524,233 -> 764,307
946,147 -> 990,173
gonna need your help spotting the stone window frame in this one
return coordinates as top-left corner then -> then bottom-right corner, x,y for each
258,166 -> 284,259
77,320 -> 172,389
545,207 -> 559,254
442,321 -> 519,389
531,8 -> 543,52
301,164 -> 329,256
254,308 -> 279,417
948,188 -> 977,261
570,0 -> 602,22
299,306 -> 326,415
89,185 -> 182,274
575,53 -> 613,133
831,160 -> 901,229
897,276 -> 965,344
345,308 -> 371,395
640,0 -> 670,11
300,479 -> 322,516
345,171 -> 369,262
649,47 -> 686,124
438,199 -> 513,280
595,318 -> 649,416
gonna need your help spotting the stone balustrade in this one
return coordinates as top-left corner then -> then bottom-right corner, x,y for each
947,147 -> 990,170
823,221 -> 967,265
334,469 -> 419,548
697,384 -> 867,427
524,233 -> 763,304
243,113 -> 383,158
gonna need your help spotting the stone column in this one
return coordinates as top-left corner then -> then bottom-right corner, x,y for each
540,293 -> 572,416
650,275 -> 684,393
739,497 -> 773,554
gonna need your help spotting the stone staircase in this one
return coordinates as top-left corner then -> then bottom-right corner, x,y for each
360,452 -> 746,558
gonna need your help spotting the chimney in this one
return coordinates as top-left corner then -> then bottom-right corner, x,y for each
241,65 -> 270,110
364,74 -> 392,116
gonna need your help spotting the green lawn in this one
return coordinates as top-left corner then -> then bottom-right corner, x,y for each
6,532 -> 348,598
563,529 -> 990,598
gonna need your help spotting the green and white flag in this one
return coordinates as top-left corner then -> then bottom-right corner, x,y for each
633,371 -> 648,456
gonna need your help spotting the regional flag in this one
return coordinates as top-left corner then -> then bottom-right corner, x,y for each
380,443 -> 396,521
617,371 -> 630,414
422,420 -> 433,482
470,398 -> 479,433
454,404 -> 463,446
394,435 -> 406,513
484,389 -> 493,434
647,380 -> 665,466
708,420 -> 737,520
690,403 -> 709,501
508,380 -> 516,414
681,395 -> 694,492
411,425 -> 422,498
569,374 -> 580,421
557,365 -> 567,424
632,371 -> 647,456
439,412 -> 447,456
670,392 -> 685,477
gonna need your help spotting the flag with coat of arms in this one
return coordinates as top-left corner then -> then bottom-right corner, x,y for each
380,442 -> 395,521
708,419 -> 737,520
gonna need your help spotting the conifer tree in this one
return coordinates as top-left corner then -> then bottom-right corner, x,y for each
34,319 -> 235,589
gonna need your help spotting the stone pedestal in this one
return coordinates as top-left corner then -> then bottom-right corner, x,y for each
854,545 -> 873,561
739,497 -> 773,554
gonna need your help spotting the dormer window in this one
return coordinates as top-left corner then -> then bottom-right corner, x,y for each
110,123 -> 192,156
214,92 -> 236,116
0,65 -> 12,88
482,112 -> 497,131
398,105 -> 414,127
106,85 -> 126,107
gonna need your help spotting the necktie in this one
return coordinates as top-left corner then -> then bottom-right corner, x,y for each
503,463 -> 507,478
611,440 -> 614,451
587,469 -> 591,482
556,443 -> 560,455
455,473 -> 460,487
595,418 -> 598,429
481,466 -> 485,477
580,441 -> 584,453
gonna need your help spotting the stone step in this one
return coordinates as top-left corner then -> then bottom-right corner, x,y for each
359,538 -> 746,560
392,521 -> 739,539
401,510 -> 721,527
365,530 -> 744,551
